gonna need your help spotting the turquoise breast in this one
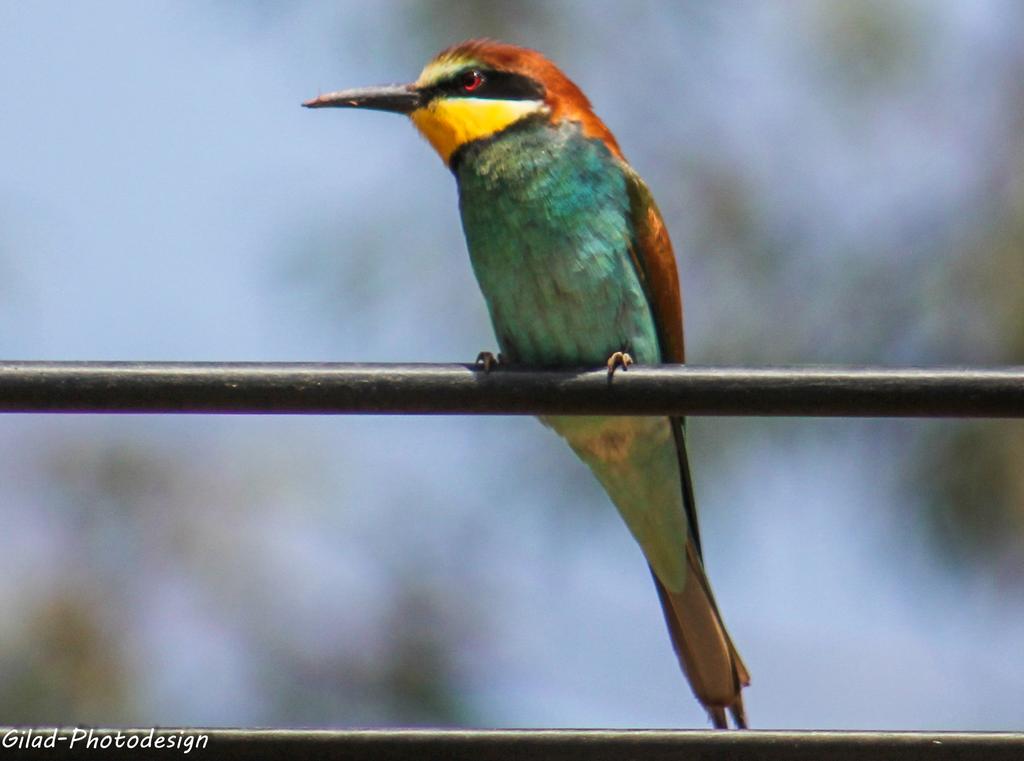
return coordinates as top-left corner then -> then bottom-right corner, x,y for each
454,118 -> 691,589
454,118 -> 661,367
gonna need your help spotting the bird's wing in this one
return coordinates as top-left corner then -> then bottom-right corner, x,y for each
623,165 -> 750,728
622,166 -> 699,545
622,166 -> 703,546
622,166 -> 685,364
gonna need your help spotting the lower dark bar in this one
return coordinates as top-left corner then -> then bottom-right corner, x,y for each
1,728 -> 1022,761
0,361 -> 1022,417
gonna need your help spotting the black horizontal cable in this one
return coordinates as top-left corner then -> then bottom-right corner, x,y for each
0,728 -> 1021,761
0,361 -> 1021,417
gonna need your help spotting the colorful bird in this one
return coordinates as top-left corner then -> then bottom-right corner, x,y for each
305,39 -> 749,728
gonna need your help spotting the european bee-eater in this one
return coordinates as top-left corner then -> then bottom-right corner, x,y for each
305,39 -> 749,728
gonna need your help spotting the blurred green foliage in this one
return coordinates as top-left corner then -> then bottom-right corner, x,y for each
1,0 -> 1022,730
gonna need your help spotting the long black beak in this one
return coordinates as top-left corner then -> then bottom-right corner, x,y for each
302,83 -> 421,114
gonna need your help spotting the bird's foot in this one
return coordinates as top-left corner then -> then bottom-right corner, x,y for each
475,351 -> 503,373
606,351 -> 634,378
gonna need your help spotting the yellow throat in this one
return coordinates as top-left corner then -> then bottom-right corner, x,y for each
410,98 -> 546,164
409,57 -> 546,164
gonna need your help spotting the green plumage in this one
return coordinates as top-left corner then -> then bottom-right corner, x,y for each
305,37 -> 749,724
455,118 -> 689,591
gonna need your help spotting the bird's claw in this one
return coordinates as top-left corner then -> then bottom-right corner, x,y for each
475,351 -> 502,373
606,351 -> 634,377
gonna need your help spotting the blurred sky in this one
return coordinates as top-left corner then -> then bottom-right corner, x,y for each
1,0 -> 1022,730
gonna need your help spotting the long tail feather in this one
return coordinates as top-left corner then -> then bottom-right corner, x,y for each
650,544 -> 749,728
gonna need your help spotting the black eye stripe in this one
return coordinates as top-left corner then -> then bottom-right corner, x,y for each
420,69 -> 545,103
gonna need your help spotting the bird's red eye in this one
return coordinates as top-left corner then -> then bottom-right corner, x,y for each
461,70 -> 484,92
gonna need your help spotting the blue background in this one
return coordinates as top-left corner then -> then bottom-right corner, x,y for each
0,1 -> 1022,729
